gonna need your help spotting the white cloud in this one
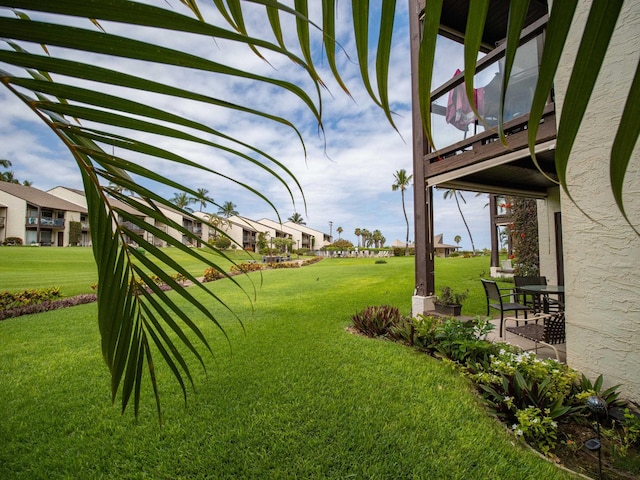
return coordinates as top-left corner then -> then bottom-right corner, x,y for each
0,2 -> 491,251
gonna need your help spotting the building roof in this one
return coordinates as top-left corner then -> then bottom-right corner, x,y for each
0,181 -> 87,212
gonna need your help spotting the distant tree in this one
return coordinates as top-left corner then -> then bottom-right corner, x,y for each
454,235 -> 461,246
392,169 -> 413,255
195,188 -> 210,211
372,229 -> 384,248
354,227 -> 362,248
442,189 -> 476,255
336,226 -> 343,239
171,192 -> 195,211
217,201 -> 238,218
287,212 -> 306,225
22,180 -> 33,187
330,238 -> 353,249
361,229 -> 372,247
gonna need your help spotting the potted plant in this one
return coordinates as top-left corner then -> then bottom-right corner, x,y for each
434,286 -> 468,316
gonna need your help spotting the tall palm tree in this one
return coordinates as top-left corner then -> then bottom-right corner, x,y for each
336,226 -> 343,239
361,229 -> 372,248
454,235 -> 461,246
392,169 -> 413,256
171,192 -> 195,211
1,1 -> 635,420
442,189 -> 476,255
195,188 -> 210,211
218,201 -> 238,218
354,228 -> 362,248
287,212 -> 305,225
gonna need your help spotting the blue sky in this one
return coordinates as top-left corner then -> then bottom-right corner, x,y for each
0,2 -> 492,251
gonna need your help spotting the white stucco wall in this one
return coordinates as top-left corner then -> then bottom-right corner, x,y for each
537,187 -> 561,285
552,0 -> 640,401
0,192 -> 27,242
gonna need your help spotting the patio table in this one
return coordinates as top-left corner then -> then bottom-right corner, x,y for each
520,285 -> 565,313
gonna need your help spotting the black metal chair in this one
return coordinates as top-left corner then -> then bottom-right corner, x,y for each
514,275 -> 563,313
481,279 -> 533,337
504,312 -> 566,361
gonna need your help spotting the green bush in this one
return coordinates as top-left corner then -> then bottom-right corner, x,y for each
213,236 -> 231,249
433,317 -> 497,363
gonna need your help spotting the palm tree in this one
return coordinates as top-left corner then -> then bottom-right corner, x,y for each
361,229 -> 372,248
171,192 -> 195,211
392,169 -> 413,256
372,229 -> 384,248
336,226 -> 343,239
442,189 -> 476,255
2,2 -> 634,420
454,235 -> 461,246
287,212 -> 306,225
354,228 -> 362,248
195,188 -> 210,211
218,201 -> 238,218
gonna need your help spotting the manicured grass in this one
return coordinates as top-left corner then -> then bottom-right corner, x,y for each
0,257 -> 575,479
0,246 -> 261,297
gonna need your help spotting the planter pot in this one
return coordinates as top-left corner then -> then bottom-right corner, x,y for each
434,303 -> 462,316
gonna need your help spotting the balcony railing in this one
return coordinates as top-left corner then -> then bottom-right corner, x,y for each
121,221 -> 145,234
427,17 -> 554,170
26,217 -> 65,228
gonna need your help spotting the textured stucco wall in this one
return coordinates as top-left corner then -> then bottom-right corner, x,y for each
552,1 -> 640,401
537,187 -> 561,285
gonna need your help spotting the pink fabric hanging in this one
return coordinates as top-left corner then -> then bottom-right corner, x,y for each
445,69 -> 484,131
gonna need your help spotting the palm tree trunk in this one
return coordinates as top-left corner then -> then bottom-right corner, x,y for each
454,192 -> 476,254
402,191 -> 410,256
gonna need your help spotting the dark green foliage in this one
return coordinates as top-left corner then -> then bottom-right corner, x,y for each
435,286 -> 469,306
350,305 -> 402,337
213,236 -> 231,249
68,221 -> 82,245
374,259 -> 387,264
510,198 -> 539,277
433,317 -> 497,363
575,373 -> 626,410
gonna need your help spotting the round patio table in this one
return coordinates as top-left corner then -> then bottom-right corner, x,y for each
520,285 -> 564,313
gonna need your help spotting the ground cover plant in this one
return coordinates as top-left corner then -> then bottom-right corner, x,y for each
0,256 -> 577,479
350,309 -> 640,479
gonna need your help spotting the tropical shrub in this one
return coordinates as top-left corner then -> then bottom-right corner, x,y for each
0,287 -> 62,311
374,259 -> 387,264
0,294 -> 96,321
203,267 -> 225,282
350,305 -> 403,338
433,317 -> 497,363
2,236 -> 23,245
230,262 -> 263,274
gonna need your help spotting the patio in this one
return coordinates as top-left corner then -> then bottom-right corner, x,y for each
485,317 -> 566,363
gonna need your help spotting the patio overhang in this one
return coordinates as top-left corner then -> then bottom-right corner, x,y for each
428,139 -> 557,199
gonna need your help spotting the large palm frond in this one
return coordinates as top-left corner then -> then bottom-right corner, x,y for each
0,0 -> 398,420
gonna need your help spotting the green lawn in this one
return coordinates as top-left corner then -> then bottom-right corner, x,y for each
0,254 -> 575,479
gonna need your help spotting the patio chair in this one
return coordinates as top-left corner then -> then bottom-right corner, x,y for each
503,312 -> 566,361
481,279 -> 533,337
